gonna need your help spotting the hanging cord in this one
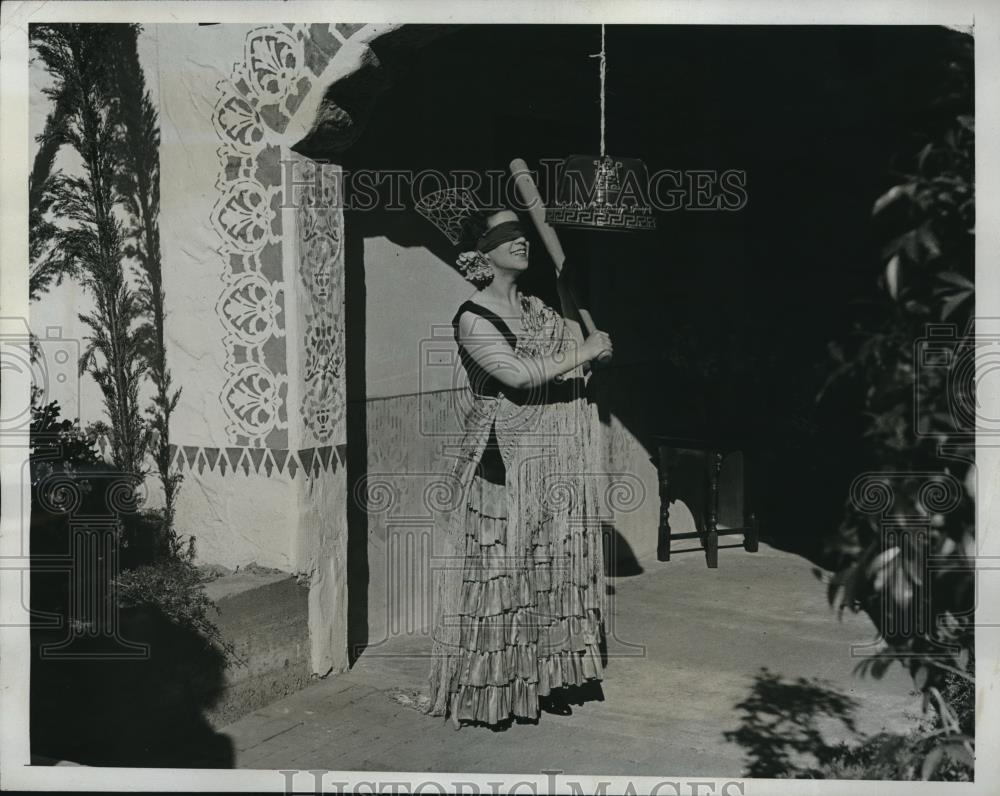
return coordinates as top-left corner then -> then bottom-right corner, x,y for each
590,24 -> 607,158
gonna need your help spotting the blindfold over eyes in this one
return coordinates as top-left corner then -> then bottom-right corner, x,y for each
476,220 -> 525,253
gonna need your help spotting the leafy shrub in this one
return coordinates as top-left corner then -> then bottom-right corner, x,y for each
816,717 -> 973,781
818,30 -> 974,780
30,401 -> 133,617
115,557 -> 237,663
30,401 -> 227,656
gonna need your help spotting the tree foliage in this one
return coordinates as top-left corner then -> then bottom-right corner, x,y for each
106,24 -> 183,535
30,24 -> 182,530
819,30 -> 974,780
30,23 -> 152,477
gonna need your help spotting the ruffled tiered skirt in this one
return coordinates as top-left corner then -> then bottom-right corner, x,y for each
427,471 -> 604,725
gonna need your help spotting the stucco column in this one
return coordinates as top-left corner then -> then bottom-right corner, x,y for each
157,23 -> 357,675
284,152 -> 349,675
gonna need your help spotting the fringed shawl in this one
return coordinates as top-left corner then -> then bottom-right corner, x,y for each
427,293 -> 607,718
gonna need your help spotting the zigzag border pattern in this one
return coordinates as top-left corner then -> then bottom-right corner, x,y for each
168,443 -> 347,479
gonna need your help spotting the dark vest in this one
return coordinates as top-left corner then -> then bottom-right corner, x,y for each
451,300 -> 521,484
451,300 -> 520,398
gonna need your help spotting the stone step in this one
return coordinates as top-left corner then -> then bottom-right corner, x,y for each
202,572 -> 316,727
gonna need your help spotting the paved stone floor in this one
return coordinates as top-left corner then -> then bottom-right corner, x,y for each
221,543 -> 921,777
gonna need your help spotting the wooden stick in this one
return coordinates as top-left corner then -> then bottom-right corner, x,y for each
509,158 -> 611,363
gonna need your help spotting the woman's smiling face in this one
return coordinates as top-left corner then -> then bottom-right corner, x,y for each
483,210 -> 530,273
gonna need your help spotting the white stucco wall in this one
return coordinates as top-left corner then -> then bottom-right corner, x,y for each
158,24 -> 262,451
154,22 -> 295,565
363,236 -> 472,398
155,23 -> 356,674
30,22 -> 368,676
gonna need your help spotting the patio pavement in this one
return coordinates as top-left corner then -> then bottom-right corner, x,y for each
220,542 -> 921,777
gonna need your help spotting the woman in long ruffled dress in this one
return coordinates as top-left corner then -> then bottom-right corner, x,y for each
423,205 -> 613,728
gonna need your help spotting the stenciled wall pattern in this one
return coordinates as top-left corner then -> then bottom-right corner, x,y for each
294,155 -> 347,446
210,22 -> 362,448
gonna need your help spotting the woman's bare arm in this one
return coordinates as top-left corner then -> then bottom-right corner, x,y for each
456,311 -> 608,391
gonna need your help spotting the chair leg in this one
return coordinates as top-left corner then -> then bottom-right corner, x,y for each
657,445 -> 672,562
743,450 -> 759,553
744,511 -> 759,553
706,451 -> 722,568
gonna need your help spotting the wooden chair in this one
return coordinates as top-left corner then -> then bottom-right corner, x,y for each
652,434 -> 759,568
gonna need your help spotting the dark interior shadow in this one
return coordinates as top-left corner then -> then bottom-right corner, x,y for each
723,666 -> 861,778
351,24 -> 967,574
343,205 -> 371,666
31,605 -> 233,768
323,24 -> 967,660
